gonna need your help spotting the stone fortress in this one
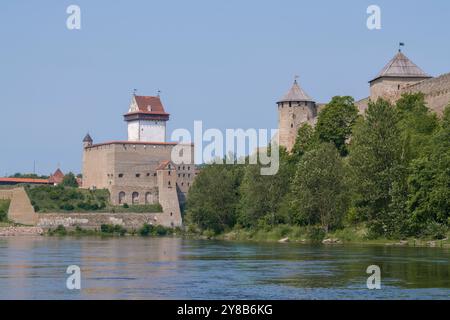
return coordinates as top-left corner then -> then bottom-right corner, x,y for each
277,49 -> 450,152
82,94 -> 196,227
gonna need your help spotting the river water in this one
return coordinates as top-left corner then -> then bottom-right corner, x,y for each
0,237 -> 448,300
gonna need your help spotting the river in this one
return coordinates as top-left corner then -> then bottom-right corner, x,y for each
0,237 -> 448,299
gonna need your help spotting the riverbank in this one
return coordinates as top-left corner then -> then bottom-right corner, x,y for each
0,226 -> 44,236
200,225 -> 450,248
1,224 -> 449,248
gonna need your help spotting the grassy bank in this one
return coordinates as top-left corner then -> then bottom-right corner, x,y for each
26,185 -> 162,213
194,224 -> 450,247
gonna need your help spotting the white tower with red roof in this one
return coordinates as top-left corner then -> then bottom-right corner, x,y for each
124,94 -> 170,143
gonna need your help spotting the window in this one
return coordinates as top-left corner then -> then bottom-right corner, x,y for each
145,192 -> 152,204
168,181 -> 171,187
188,166 -> 190,170
118,173 -> 124,178
168,171 -> 171,176
136,173 -> 140,178
118,192 -> 126,205
291,123 -> 294,128
132,192 -> 139,205
146,173 -> 150,177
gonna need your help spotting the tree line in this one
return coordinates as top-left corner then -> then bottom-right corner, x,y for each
185,94 -> 450,240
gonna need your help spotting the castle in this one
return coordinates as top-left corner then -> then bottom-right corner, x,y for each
81,94 -> 196,227
277,50 -> 450,151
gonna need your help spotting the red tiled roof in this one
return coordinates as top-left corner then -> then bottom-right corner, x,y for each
49,169 -> 64,184
156,160 -> 173,171
0,177 -> 51,184
132,95 -> 169,115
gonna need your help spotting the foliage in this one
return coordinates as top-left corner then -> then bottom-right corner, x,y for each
349,99 -> 404,236
315,96 -> 359,156
47,225 -> 68,236
9,173 -> 49,179
185,163 -> 243,234
237,148 -> 293,228
182,94 -> 449,240
0,200 -> 10,222
100,224 -> 127,236
404,105 -> 450,234
138,223 -> 173,237
61,172 -> 79,188
26,185 -> 161,213
290,143 -> 349,232
290,123 -> 318,163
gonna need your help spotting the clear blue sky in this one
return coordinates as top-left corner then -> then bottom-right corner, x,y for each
1,0 -> 449,175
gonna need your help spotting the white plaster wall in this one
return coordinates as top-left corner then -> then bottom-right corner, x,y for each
127,121 -> 140,142
128,120 -> 166,142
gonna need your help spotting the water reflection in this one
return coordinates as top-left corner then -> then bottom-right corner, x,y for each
0,238 -> 448,299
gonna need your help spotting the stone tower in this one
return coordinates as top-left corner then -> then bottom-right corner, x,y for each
277,79 -> 317,152
124,94 -> 170,143
82,133 -> 93,148
369,50 -> 431,102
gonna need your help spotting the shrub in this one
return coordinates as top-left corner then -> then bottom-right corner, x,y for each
306,226 -> 326,243
100,224 -> 127,236
48,225 -> 67,236
138,223 -> 153,236
0,200 -> 10,222
423,222 -> 448,240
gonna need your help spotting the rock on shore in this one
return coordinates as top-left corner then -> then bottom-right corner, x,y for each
0,226 -> 44,236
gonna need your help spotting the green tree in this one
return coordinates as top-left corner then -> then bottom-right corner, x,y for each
396,93 -> 439,161
290,143 -> 349,232
290,123 -> 318,164
61,172 -> 79,188
237,148 -> 293,228
405,105 -> 450,234
315,96 -> 359,156
186,164 -> 243,233
349,99 -> 404,237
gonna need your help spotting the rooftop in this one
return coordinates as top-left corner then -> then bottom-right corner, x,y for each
278,80 -> 313,103
0,177 -> 51,185
371,51 -> 431,82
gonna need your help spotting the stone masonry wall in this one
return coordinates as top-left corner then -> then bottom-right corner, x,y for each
401,72 -> 450,116
37,212 -> 177,230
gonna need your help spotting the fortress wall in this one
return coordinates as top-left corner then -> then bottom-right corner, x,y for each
157,169 -> 182,228
82,144 -> 115,190
7,187 -> 38,225
401,73 -> 450,116
37,212 -> 176,229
